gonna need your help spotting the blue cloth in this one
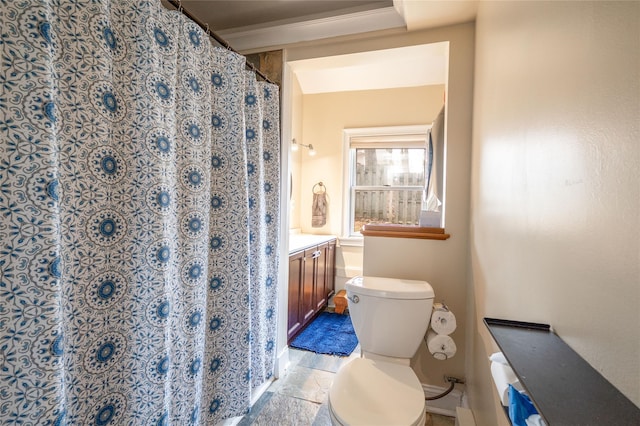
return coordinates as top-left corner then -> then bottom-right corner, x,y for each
509,384 -> 539,426
290,312 -> 359,356
0,1 -> 281,424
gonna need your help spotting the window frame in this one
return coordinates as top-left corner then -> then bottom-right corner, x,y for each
342,125 -> 432,241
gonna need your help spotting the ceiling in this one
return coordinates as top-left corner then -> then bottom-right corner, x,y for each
161,1 -> 394,31
289,42 -> 449,94
161,0 -> 477,94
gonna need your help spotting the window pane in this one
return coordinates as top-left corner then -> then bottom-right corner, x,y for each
353,189 -> 423,232
355,148 -> 425,187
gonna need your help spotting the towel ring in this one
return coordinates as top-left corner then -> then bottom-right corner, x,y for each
313,182 -> 326,194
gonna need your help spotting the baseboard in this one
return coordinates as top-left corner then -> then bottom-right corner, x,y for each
455,407 -> 476,426
460,390 -> 470,408
251,379 -> 273,406
422,384 -> 463,418
217,415 -> 242,426
274,346 -> 290,379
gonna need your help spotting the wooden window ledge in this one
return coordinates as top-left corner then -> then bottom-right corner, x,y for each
360,224 -> 450,240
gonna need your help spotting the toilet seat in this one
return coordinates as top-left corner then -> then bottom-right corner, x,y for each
329,358 -> 426,426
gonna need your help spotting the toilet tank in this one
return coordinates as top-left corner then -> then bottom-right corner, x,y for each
346,276 -> 434,359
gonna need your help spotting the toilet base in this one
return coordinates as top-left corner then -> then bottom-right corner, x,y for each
328,399 -> 426,426
328,358 -> 427,426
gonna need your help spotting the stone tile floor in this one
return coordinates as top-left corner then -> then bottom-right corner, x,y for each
238,347 -> 456,426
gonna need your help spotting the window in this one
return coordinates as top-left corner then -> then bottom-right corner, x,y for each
343,126 -> 431,238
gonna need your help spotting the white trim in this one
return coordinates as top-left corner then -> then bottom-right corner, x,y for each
344,125 -> 431,139
251,379 -> 274,405
219,7 -> 406,52
342,125 -> 432,239
455,407 -> 477,426
422,384 -> 463,418
337,236 -> 363,247
276,52 -> 293,381
335,266 -> 363,278
341,130 -> 353,239
460,390 -> 470,409
217,416 -> 242,426
274,345 -> 290,380
393,0 -> 407,21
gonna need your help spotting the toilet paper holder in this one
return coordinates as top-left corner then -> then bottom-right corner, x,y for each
434,301 -> 451,311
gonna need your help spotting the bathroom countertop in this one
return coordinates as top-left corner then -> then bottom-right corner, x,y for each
289,233 -> 336,254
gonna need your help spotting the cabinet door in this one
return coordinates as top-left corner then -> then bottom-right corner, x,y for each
315,243 -> 328,310
287,250 -> 304,342
325,240 -> 336,298
301,247 -> 317,323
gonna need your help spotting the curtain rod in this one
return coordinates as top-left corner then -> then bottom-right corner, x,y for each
165,0 -> 276,85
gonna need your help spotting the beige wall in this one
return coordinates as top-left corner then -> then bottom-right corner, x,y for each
281,23 -> 474,387
284,21 -> 475,393
296,85 -> 445,236
360,24 -> 475,387
469,2 -> 640,425
295,85 -> 445,297
284,23 -> 475,391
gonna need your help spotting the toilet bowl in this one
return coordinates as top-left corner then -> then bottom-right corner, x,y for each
328,276 -> 434,426
328,358 -> 426,426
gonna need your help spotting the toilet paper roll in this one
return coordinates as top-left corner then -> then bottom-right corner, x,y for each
430,303 -> 457,335
489,351 -> 509,365
426,330 -> 457,360
490,361 -> 523,406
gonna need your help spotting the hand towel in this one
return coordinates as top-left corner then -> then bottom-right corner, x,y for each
312,192 -> 327,227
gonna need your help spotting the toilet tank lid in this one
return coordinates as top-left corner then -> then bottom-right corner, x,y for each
346,276 -> 434,299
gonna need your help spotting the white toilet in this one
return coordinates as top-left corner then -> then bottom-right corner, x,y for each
328,276 -> 435,426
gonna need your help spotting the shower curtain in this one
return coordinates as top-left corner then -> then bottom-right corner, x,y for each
0,1 -> 280,424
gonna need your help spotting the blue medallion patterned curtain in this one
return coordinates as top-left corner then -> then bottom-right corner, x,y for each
0,1 -> 280,424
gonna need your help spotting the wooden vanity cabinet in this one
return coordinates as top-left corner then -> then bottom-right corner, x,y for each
287,238 -> 337,343
313,245 -> 327,311
301,246 -> 318,323
287,250 -> 304,341
325,240 -> 336,299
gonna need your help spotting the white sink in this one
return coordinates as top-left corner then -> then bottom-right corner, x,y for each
289,233 -> 336,253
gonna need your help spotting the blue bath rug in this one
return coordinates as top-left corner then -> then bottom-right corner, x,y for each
290,312 -> 358,357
